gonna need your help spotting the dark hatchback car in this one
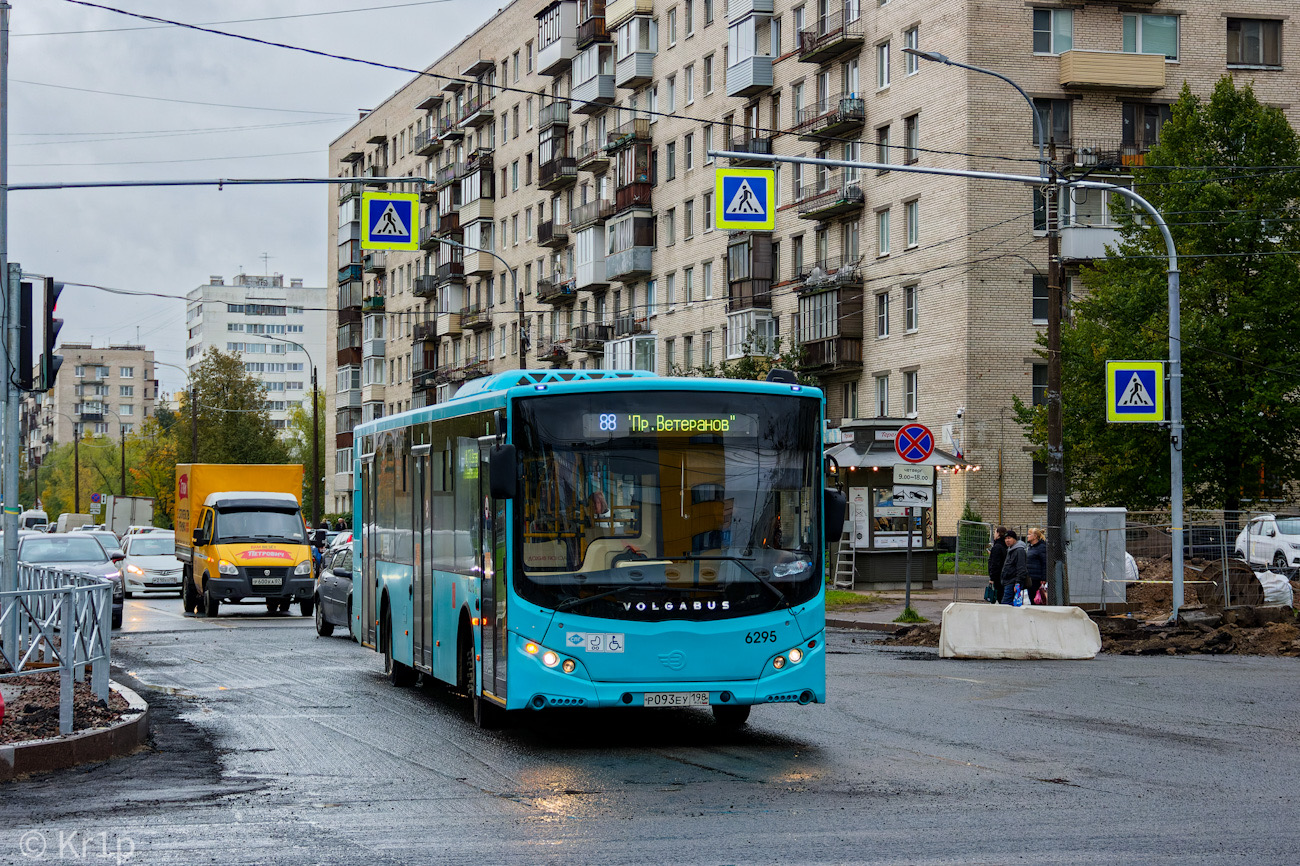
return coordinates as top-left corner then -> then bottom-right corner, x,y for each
18,534 -> 125,628
314,542 -> 353,638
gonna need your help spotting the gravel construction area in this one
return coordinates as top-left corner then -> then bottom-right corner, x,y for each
0,673 -> 130,745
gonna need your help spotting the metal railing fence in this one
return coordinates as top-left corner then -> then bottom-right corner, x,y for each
0,565 -> 114,735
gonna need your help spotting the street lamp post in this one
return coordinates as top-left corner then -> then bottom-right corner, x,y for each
154,360 -> 197,462
903,47 -> 1067,604
250,335 -> 319,529
432,237 -> 525,369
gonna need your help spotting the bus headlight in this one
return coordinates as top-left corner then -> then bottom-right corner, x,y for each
562,659 -> 576,673
217,559 -> 239,575
788,647 -> 804,664
541,650 -> 560,668
294,560 -> 312,575
772,655 -> 786,670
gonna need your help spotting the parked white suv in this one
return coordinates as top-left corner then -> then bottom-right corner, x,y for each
1234,514 -> 1300,570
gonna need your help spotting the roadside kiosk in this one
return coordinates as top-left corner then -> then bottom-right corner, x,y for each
825,418 -> 963,590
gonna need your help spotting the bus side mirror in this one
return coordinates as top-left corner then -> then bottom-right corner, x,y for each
824,488 -> 847,540
489,444 -> 518,500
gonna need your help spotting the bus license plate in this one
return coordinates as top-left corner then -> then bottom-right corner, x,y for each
251,577 -> 282,587
643,691 -> 709,708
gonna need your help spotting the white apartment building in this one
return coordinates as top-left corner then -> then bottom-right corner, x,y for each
185,274 -> 328,432
325,0 -> 1298,526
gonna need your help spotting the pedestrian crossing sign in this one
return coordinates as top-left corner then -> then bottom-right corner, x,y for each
714,168 -> 776,231
362,192 -> 421,251
1106,360 -> 1166,423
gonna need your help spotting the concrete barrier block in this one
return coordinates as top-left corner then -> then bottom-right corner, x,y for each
939,603 -> 1102,660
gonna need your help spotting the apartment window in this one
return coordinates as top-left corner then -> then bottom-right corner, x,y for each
905,199 -> 919,248
842,219 -> 859,262
1227,19 -> 1282,68
703,125 -> 714,163
842,382 -> 859,419
669,8 -> 677,45
685,0 -> 694,36
1032,363 -> 1048,407
119,404 -> 134,417
1122,102 -> 1171,150
1032,458 -> 1048,498
684,266 -> 695,302
513,50 -> 520,81
904,284 -> 918,332
684,132 -> 694,170
876,125 -> 891,170
703,330 -> 713,367
119,366 -> 134,378
705,0 -> 714,25
684,335 -> 694,368
1032,8 -> 1072,55
703,191 -> 713,230
875,375 -> 889,416
792,234 -> 804,278
666,75 -> 676,110
703,260 -> 713,299
876,41 -> 890,89
512,160 -> 519,190
903,114 -> 919,163
685,64 -> 695,104
527,40 -> 534,71
703,55 -> 714,94
1033,187 -> 1048,232
665,337 -> 676,372
904,27 -> 919,74
665,207 -> 676,244
512,105 -> 520,138
666,141 -> 677,180
1032,274 -> 1049,322
526,97 -> 534,128
903,370 -> 918,416
684,198 -> 695,237
771,14 -> 782,56
666,272 -> 677,307
877,208 -> 890,256
1032,98 -> 1072,145
119,385 -> 134,396
646,279 -> 658,316
876,292 -> 890,338
1123,14 -> 1178,62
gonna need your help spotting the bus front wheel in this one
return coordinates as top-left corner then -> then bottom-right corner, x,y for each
382,605 -> 415,687
712,704 -> 751,729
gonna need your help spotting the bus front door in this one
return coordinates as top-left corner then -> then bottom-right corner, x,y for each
479,438 -> 508,700
361,456 -> 377,649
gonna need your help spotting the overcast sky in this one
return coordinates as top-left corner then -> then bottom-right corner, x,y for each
10,0 -> 495,396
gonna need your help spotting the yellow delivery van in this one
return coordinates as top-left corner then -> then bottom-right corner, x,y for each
174,464 -> 315,617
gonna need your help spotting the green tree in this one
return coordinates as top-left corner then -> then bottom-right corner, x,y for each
1017,78 -> 1300,510
673,332 -> 815,384
172,348 -> 289,466
285,387 -> 326,523
129,416 -> 179,528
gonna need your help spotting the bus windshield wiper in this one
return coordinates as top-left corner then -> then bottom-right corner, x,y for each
682,554 -> 787,609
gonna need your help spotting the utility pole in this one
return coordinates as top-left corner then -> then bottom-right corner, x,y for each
190,381 -> 198,462
1,0 -> 17,655
311,364 -> 319,528
1046,138 -> 1067,605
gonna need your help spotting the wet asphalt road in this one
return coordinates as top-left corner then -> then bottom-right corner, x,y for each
2,594 -> 1298,865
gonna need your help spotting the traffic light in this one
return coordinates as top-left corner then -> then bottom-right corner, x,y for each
18,280 -> 33,390
41,277 -> 63,391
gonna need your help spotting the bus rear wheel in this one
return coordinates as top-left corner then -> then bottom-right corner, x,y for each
712,704 -> 751,729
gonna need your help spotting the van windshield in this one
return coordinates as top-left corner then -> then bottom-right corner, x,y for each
214,509 -> 306,544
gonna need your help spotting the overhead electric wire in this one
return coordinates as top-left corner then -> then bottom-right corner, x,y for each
10,118 -> 346,147
14,150 -> 322,167
11,77 -> 353,116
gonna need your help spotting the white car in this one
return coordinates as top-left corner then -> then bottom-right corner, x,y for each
120,531 -> 184,597
1234,514 -> 1300,570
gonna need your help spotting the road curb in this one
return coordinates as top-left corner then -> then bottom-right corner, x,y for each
0,680 -> 150,782
826,618 -> 908,634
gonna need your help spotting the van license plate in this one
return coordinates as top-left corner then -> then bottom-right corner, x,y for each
251,578 -> 282,587
643,692 -> 709,708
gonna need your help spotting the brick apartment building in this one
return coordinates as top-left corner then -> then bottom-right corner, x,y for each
324,0 -> 1297,525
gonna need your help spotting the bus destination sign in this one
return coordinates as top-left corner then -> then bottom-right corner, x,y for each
582,412 -> 760,438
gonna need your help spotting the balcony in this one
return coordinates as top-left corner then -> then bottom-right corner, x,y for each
462,56 -> 495,77
606,0 -> 652,29
434,261 -> 466,288
413,320 -> 438,344
335,472 -> 354,494
337,181 -> 361,202
1068,138 -> 1153,169
363,337 -> 386,359
725,132 -> 774,167
572,322 -> 614,351
537,340 -> 570,364
436,161 -> 464,187
1059,50 -> 1165,92
797,173 -> 865,220
537,276 -> 578,304
800,337 -> 863,372
607,117 -> 650,151
413,275 -> 437,299
795,95 -> 866,141
726,56 -> 773,98
412,368 -> 439,392
539,155 -> 578,190
540,101 -> 571,130
338,281 -> 364,309
436,115 -> 464,142
797,254 -> 863,290
362,295 -> 386,311
362,165 -> 389,187
728,0 -> 772,19
572,73 -> 616,114
798,10 -> 866,64
576,138 -> 610,172
458,93 -> 495,128
414,128 -> 442,156
612,315 -> 646,336
615,50 -> 654,89
570,198 -> 615,228
337,345 -> 362,367
439,313 -> 464,336
463,250 -> 496,276
614,182 -> 652,212
606,246 -> 652,282
337,389 -> 361,410
336,431 -> 356,450
363,251 -> 387,274
538,32 -> 578,76
1060,224 -> 1123,261
538,219 -> 570,248
437,210 -> 463,236
461,305 -> 493,331
459,195 -> 494,224
728,277 -> 772,312
577,4 -> 611,48
337,264 -> 363,285
419,224 -> 440,250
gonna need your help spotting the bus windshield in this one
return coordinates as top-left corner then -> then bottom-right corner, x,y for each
514,390 -> 822,620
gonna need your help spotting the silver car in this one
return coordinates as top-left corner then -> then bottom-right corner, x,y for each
120,531 -> 184,597
17,534 -> 125,628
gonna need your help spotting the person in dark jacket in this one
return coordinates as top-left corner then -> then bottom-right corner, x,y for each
1000,529 -> 1030,605
987,526 -> 1008,603
1025,527 -> 1047,602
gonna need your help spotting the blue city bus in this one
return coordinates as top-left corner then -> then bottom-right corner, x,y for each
350,368 -> 845,727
